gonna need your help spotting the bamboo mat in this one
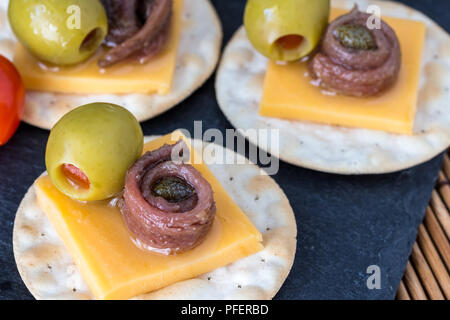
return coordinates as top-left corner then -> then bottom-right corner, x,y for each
396,151 -> 450,300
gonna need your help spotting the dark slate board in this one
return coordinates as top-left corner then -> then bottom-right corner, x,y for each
0,0 -> 448,300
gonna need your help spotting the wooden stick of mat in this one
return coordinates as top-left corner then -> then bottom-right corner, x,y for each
443,154 -> 450,179
430,190 -> 450,239
417,224 -> 450,299
410,242 -> 444,299
424,207 -> 450,270
403,260 -> 427,300
437,172 -> 450,209
396,280 -> 410,300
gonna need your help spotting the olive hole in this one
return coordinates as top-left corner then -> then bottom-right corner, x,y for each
79,28 -> 102,53
61,164 -> 90,190
275,34 -> 304,51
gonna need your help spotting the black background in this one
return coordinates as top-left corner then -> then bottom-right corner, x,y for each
0,0 -> 449,300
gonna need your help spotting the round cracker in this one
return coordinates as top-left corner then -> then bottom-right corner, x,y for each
215,0 -> 450,174
0,0 -> 222,130
13,137 -> 297,300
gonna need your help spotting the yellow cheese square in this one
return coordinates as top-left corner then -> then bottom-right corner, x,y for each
13,0 -> 184,95
260,8 -> 426,135
35,131 -> 263,300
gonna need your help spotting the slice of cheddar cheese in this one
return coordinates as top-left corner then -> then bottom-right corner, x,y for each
13,0 -> 184,95
260,8 -> 426,135
35,131 -> 263,300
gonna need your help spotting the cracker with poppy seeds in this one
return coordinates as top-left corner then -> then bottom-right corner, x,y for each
215,0 -> 450,174
0,0 -> 222,130
13,137 -> 297,299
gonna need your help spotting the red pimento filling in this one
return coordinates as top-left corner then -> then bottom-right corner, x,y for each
61,164 -> 90,189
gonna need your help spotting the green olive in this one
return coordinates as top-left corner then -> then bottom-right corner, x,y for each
8,0 -> 107,65
152,177 -> 195,203
45,103 -> 143,201
334,24 -> 376,50
244,0 -> 330,61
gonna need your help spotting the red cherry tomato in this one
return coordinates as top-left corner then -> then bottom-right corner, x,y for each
0,55 -> 25,146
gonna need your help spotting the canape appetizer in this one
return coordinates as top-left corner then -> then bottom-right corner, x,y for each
0,0 -> 222,129
13,103 -> 296,299
216,0 -> 450,174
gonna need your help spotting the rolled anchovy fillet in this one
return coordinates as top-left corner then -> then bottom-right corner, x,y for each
120,141 -> 216,255
131,9 -> 172,65
309,5 -> 401,97
101,0 -> 141,47
99,0 -> 172,68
